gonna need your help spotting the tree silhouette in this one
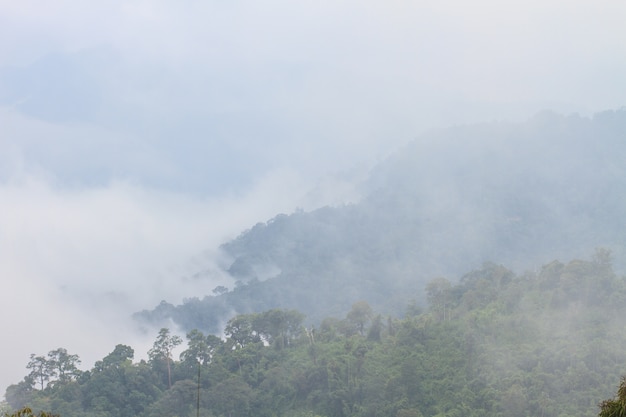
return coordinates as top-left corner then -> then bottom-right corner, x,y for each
148,328 -> 182,389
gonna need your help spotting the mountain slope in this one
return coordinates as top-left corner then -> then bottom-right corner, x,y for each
136,109 -> 626,333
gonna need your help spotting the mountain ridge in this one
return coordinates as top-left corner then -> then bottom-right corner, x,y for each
135,108 -> 626,333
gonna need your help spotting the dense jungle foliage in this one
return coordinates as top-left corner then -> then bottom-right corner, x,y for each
6,251 -> 626,417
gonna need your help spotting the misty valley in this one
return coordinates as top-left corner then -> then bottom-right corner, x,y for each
5,109 -> 626,417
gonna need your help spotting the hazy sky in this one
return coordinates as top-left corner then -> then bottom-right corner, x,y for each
1,0 -> 625,396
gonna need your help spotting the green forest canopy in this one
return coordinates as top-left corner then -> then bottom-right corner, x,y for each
6,251 -> 626,417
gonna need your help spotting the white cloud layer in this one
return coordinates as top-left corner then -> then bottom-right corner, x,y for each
0,166 -> 316,394
0,0 -> 625,397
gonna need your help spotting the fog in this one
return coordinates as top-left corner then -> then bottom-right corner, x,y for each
1,0 -> 625,397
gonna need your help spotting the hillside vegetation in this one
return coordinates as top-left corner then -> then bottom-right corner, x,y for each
137,109 -> 626,333
6,252 -> 626,417
8,110 -> 625,417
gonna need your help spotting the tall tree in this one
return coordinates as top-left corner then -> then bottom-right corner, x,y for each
426,277 -> 453,321
346,301 -> 373,336
26,355 -> 54,390
47,348 -> 81,383
253,309 -> 305,349
180,330 -> 219,366
94,344 -> 134,371
148,328 -> 182,389
224,314 -> 259,349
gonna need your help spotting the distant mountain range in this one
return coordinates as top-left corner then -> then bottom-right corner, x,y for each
135,108 -> 626,333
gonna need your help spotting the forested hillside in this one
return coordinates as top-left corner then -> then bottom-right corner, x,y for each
11,110 -> 623,416
137,109 -> 626,333
6,253 -> 626,417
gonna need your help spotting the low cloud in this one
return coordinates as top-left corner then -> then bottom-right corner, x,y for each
0,164 -> 320,394
1,0 -> 625,399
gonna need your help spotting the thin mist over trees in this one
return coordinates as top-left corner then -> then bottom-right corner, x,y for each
5,109 -> 626,417
137,109 -> 626,334
5,252 -> 626,417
